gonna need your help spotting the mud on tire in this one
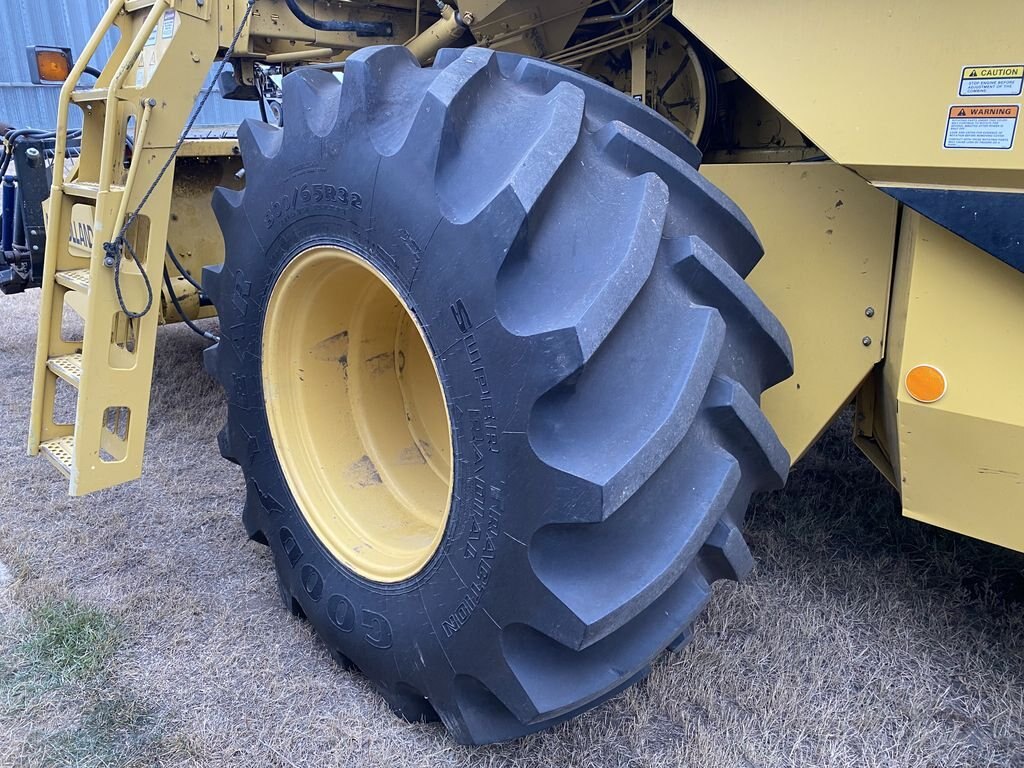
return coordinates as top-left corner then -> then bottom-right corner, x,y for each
204,46 -> 793,744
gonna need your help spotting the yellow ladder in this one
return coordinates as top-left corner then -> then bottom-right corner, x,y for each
29,0 -> 221,495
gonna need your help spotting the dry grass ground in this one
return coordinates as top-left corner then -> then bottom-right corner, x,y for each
1,289 -> 1022,768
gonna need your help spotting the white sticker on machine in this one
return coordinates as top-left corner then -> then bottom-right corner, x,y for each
944,105 -> 1019,150
960,65 -> 1023,97
161,9 -> 177,39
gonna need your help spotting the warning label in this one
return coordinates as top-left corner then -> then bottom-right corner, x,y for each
960,65 -> 1024,97
161,10 -> 176,39
945,105 -> 1019,149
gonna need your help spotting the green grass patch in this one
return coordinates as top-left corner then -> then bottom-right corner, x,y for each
21,598 -> 121,685
0,598 -> 167,766
0,597 -> 120,711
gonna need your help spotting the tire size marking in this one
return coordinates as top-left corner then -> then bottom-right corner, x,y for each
398,228 -> 424,284
263,183 -> 364,229
464,333 -> 499,474
443,482 -> 504,639
441,300 -> 504,638
450,300 -> 500,475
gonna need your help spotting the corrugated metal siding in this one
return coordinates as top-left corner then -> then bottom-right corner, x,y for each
0,0 -> 257,130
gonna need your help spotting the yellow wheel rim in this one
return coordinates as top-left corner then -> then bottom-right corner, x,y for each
262,246 -> 453,583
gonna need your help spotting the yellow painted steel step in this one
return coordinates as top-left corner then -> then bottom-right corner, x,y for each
55,268 -> 91,293
124,0 -> 163,13
40,436 -> 75,478
62,181 -> 125,200
47,353 -> 84,387
69,88 -> 108,104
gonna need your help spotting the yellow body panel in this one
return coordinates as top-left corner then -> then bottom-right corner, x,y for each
676,0 -> 1024,189
162,153 -> 243,322
870,212 -> 1024,551
702,162 -> 897,461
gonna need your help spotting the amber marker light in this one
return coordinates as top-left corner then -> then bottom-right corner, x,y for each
31,47 -> 73,83
905,364 -> 947,404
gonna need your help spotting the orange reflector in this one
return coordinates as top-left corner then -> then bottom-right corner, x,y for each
35,49 -> 72,83
905,364 -> 947,404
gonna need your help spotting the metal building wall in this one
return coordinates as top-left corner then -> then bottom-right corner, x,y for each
0,0 -> 257,130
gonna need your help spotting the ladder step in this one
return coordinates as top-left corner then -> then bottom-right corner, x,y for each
62,181 -> 125,200
47,353 -> 84,387
70,88 -> 109,104
125,0 -> 162,12
56,269 -> 91,293
63,181 -> 99,199
40,436 -> 75,479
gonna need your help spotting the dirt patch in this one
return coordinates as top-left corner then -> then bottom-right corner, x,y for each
1,289 -> 1022,767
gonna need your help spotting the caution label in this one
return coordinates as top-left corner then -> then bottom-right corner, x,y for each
944,105 -> 1019,149
960,65 -> 1024,97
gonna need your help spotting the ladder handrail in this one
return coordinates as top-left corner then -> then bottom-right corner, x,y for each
52,0 -> 127,176
110,99 -> 154,238
98,0 -> 170,193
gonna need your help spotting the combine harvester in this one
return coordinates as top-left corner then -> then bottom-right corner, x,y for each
1,0 -> 1020,743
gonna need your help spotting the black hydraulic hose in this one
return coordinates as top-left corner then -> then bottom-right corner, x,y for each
580,0 -> 651,25
12,184 -> 24,249
0,128 -> 82,177
4,127 -> 79,138
282,0 -> 393,37
163,268 -> 219,342
255,75 -> 270,124
1,176 -> 16,253
165,242 -> 203,292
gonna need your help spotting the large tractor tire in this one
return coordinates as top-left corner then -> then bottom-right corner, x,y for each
204,46 -> 793,744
